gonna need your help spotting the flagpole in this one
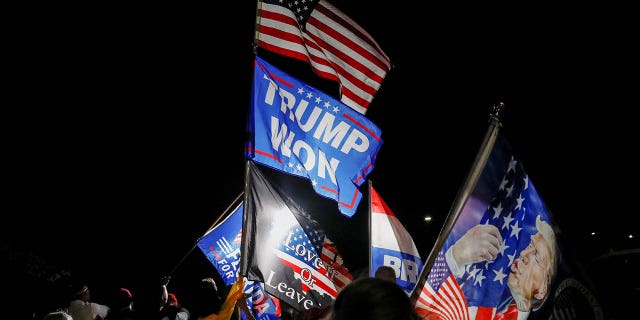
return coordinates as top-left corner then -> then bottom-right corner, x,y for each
367,179 -> 373,277
240,160 -> 252,276
409,101 -> 505,305
198,192 -> 244,240
167,191 -> 244,277
252,0 -> 263,54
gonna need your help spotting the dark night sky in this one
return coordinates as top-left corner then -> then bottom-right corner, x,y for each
4,1 -> 637,318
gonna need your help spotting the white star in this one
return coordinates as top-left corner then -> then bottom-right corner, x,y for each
466,265 -> 480,281
507,251 -> 516,266
523,175 -> 529,190
306,92 -> 313,99
499,177 -> 508,191
474,270 -> 486,286
506,184 -> 514,198
485,259 -> 494,269
515,194 -> 524,210
315,97 -> 322,104
493,267 -> 507,285
499,238 -> 510,256
502,212 -> 514,230
323,101 -> 331,108
332,106 -> 340,113
492,202 -> 503,219
510,220 -> 522,239
508,156 -> 517,173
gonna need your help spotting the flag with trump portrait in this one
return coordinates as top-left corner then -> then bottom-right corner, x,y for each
240,161 -> 353,313
256,0 -> 391,115
196,200 -> 282,320
246,56 -> 383,218
414,133 -> 559,320
369,183 -> 423,295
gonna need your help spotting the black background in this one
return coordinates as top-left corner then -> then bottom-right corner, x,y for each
4,1 -> 637,318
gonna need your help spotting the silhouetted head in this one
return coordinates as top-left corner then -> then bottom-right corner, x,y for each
374,265 -> 397,283
332,277 -> 412,320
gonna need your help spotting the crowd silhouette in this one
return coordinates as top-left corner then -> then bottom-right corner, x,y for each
32,266 -> 419,320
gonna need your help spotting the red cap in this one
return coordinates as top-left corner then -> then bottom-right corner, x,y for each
168,293 -> 178,305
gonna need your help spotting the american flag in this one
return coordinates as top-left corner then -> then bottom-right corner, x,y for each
276,211 -> 353,297
320,238 -> 353,291
256,0 -> 391,114
415,135 -> 555,320
415,250 -> 470,320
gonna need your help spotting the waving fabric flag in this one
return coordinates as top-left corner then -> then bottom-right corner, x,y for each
196,200 -> 282,320
246,56 -> 383,217
197,201 -> 244,286
414,134 -> 559,320
369,184 -> 423,295
256,0 -> 391,114
241,161 -> 353,312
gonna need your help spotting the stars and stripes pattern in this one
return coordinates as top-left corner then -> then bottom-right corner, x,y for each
415,135 -> 554,320
275,212 -> 353,297
320,238 -> 353,291
257,0 -> 391,114
275,218 -> 336,297
415,251 -> 470,320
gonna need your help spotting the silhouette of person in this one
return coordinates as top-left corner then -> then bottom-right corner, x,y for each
374,265 -> 397,283
332,277 -> 414,320
67,282 -> 110,320
42,311 -> 73,320
109,287 -> 137,320
190,277 -> 223,319
159,293 -> 190,320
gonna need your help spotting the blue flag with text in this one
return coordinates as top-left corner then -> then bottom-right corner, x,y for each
246,56 -> 383,217
197,201 -> 282,320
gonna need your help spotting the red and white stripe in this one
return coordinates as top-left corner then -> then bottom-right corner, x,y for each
257,0 -> 391,114
414,274 -> 471,320
321,239 -> 353,291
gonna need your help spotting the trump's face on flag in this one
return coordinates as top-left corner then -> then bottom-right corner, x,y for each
508,215 -> 557,312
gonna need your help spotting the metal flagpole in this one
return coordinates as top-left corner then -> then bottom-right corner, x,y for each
409,101 -> 505,305
253,0 -> 263,54
167,191 -> 244,277
240,160 -> 252,275
367,179 -> 373,278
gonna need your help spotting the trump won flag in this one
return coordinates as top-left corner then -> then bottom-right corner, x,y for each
246,56 -> 383,217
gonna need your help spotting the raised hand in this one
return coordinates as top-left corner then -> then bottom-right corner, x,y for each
451,224 -> 502,266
